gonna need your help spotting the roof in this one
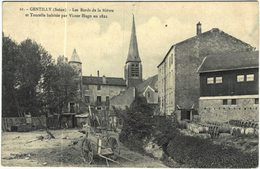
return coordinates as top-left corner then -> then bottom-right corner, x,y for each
82,76 -> 126,86
126,15 -> 141,63
136,74 -> 158,94
70,49 -> 81,63
198,51 -> 259,73
157,28 -> 253,67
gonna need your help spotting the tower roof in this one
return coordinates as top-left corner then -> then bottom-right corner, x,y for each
126,15 -> 141,63
70,49 -> 81,63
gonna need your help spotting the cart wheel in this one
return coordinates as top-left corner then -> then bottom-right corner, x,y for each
108,137 -> 120,155
81,138 -> 94,164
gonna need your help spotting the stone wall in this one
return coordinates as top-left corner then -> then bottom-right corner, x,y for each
175,28 -> 254,110
199,96 -> 258,123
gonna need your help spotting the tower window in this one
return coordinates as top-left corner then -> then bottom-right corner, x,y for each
131,63 -> 139,77
255,98 -> 259,104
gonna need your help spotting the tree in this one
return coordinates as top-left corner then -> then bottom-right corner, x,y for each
2,35 -> 20,117
41,56 -> 79,116
2,34 -> 53,117
15,39 -> 53,116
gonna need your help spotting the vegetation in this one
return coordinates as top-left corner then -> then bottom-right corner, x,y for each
166,133 -> 258,168
119,96 -> 154,151
120,109 -> 258,168
2,34 -> 78,119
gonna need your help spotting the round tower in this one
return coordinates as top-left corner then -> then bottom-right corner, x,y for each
69,49 -> 83,101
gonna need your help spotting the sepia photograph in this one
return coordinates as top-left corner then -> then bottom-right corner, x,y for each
1,1 -> 259,168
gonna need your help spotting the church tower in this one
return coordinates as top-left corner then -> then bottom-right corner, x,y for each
124,15 -> 143,87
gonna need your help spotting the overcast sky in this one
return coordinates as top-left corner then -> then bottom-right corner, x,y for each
3,2 -> 259,79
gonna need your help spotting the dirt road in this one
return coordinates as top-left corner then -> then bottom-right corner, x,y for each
1,129 -> 167,167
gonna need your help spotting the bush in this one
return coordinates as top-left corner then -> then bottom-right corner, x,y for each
119,97 -> 154,151
166,134 -> 258,168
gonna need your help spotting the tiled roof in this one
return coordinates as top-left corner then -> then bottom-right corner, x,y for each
198,51 -> 259,73
82,76 -> 126,86
136,74 -> 158,93
157,28 -> 254,67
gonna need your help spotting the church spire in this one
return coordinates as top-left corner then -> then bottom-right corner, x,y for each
126,15 -> 141,63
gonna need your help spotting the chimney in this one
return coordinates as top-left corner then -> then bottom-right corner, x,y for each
97,70 -> 100,77
197,22 -> 202,35
102,75 -> 106,84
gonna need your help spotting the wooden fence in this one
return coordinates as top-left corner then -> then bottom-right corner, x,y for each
2,116 -> 46,131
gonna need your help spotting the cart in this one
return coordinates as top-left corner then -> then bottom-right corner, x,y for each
80,126 -> 120,165
80,106 -> 130,166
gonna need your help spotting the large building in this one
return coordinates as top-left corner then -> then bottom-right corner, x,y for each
198,51 -> 259,122
82,74 -> 126,110
157,22 -> 255,116
124,15 -> 143,87
68,50 -> 126,114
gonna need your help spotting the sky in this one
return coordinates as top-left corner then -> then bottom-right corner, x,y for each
3,2 -> 259,79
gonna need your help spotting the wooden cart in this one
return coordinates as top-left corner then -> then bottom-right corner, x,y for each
81,127 -> 120,165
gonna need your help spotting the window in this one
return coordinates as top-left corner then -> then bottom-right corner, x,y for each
85,85 -> 89,90
215,77 -> 223,84
106,96 -> 109,105
85,96 -> 90,103
207,77 -> 214,84
231,99 -> 236,105
131,63 -> 139,77
255,98 -> 259,104
97,96 -> 101,104
246,74 -> 254,81
97,85 -> 101,90
237,75 -> 244,82
223,99 -> 228,105
147,91 -> 151,98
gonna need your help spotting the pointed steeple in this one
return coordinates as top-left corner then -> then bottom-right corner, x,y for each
70,48 -> 81,63
126,15 -> 141,63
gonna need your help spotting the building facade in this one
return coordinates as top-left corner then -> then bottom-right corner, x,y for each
124,15 -> 143,87
110,75 -> 158,110
68,49 -> 127,113
198,51 -> 259,122
158,22 -> 255,116
136,75 -> 158,105
82,75 -> 126,110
